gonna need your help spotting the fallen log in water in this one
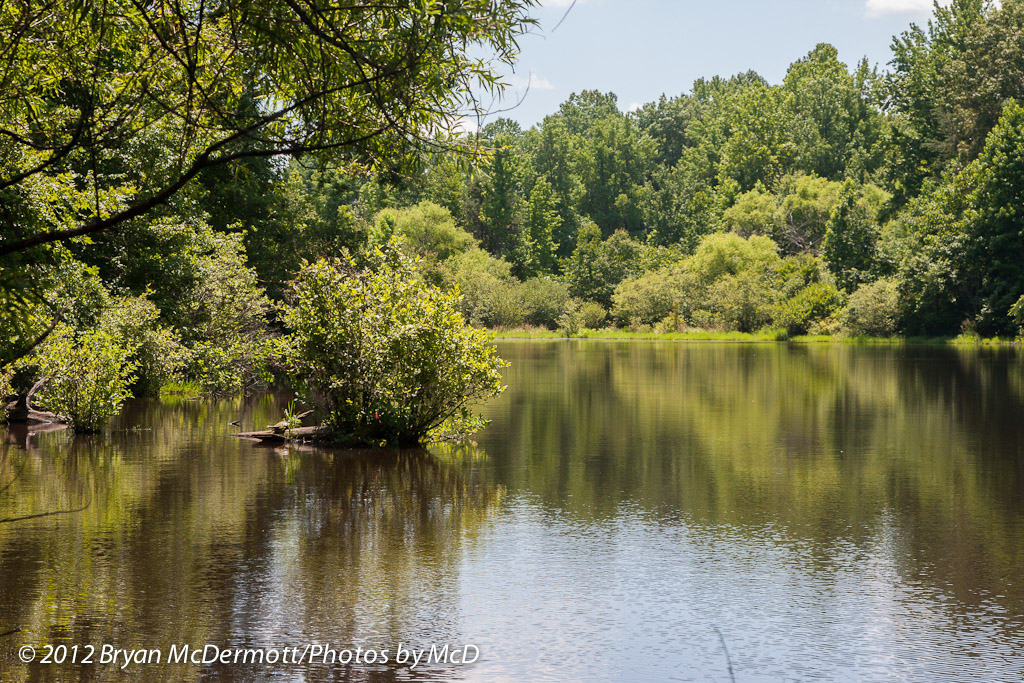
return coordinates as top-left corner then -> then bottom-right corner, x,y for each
231,425 -> 330,442
3,377 -> 67,425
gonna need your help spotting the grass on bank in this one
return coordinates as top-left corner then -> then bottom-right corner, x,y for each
489,326 -> 1021,345
159,381 -> 205,399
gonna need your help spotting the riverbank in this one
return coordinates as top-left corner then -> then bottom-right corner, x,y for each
489,327 -> 1021,345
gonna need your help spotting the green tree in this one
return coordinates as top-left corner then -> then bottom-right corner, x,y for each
531,117 -> 585,256
557,90 -> 621,136
576,114 -> 654,235
783,44 -> 882,181
823,181 -> 879,292
564,225 -> 643,307
884,0 -> 988,202
719,84 -> 796,191
525,178 -> 561,274
896,101 -> 1024,335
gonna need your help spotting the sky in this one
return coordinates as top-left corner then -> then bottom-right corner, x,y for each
479,0 -> 946,128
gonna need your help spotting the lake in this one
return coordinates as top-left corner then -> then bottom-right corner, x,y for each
1,341 -> 1023,681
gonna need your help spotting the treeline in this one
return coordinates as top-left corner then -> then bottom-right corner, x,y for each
5,0 -> 1024,417
227,0 -> 1024,339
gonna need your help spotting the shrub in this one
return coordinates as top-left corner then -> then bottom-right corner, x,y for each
579,301 -> 608,329
843,278 -> 901,337
687,232 -> 780,286
33,325 -> 138,432
703,270 -> 776,332
1010,294 -> 1024,334
281,239 -> 507,446
519,277 -> 570,329
488,285 -> 527,329
557,299 -> 584,337
773,282 -> 845,336
442,248 -> 517,327
0,365 -> 13,402
611,265 -> 702,327
373,201 -> 476,262
565,224 -> 643,307
100,295 -> 186,396
612,268 -> 678,326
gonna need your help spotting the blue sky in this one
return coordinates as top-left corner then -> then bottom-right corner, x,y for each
481,0 -> 944,128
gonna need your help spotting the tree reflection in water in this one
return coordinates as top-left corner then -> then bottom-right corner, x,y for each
0,393 -> 500,682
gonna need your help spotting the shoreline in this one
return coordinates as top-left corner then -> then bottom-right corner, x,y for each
488,329 -> 1021,345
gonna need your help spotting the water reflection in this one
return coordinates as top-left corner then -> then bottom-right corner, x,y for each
0,395 -> 500,681
471,342 -> 1024,680
0,343 -> 1023,681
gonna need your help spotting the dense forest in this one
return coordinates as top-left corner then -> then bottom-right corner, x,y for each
3,0 -> 1024,426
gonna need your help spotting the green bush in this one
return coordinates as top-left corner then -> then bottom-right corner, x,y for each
282,239 -> 507,446
611,269 -> 675,326
579,301 -> 608,329
488,285 -> 527,329
557,299 -> 585,337
100,295 -> 186,396
687,232 -> 780,285
773,282 -> 845,336
1010,294 -> 1024,334
442,248 -> 517,327
611,266 -> 694,326
33,325 -> 138,432
373,201 -> 476,262
0,365 -> 13,401
703,270 -> 776,332
519,277 -> 570,329
843,278 -> 901,337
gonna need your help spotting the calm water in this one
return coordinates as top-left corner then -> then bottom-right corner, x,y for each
1,342 -> 1023,682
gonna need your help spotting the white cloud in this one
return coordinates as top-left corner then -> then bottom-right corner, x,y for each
452,116 -> 480,135
628,102 -> 642,113
508,73 -> 556,91
865,0 -> 945,17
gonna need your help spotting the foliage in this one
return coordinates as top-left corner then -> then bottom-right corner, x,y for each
172,234 -> 272,394
442,248 -> 519,328
823,181 -> 880,292
773,282 -> 846,336
374,201 -> 476,264
281,239 -> 507,446
578,302 -> 608,330
611,266 -> 694,327
519,277 -> 571,329
687,233 -> 780,285
0,0 -> 537,259
99,295 -> 186,397
702,270 -> 777,332
33,325 -> 138,432
843,278 -> 902,337
557,299 -> 585,337
282,401 -> 304,431
565,225 -> 644,307
894,100 -> 1024,335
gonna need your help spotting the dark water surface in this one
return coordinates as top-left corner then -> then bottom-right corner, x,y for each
1,342 -> 1023,682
